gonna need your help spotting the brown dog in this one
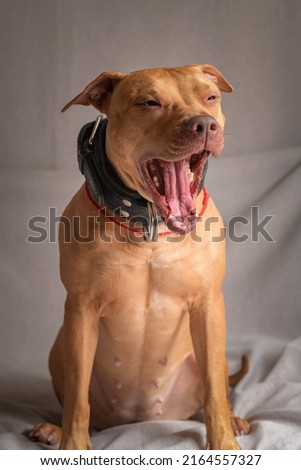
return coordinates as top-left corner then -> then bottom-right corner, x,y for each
27,64 -> 251,449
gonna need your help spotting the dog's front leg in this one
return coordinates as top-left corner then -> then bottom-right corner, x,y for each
190,291 -> 239,450
60,295 -> 99,450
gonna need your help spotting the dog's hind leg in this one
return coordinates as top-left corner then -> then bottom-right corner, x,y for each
26,422 -> 62,445
26,330 -> 64,446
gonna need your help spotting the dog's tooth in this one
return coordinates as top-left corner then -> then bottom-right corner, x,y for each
153,176 -> 160,187
186,162 -> 194,181
149,164 -> 156,173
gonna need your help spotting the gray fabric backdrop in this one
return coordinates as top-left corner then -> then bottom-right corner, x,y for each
0,0 -> 301,451
1,0 -> 301,169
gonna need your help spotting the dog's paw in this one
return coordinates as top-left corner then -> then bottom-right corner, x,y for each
231,416 -> 252,437
26,422 -> 62,445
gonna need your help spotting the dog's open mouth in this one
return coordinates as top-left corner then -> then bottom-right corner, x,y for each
139,150 -> 211,234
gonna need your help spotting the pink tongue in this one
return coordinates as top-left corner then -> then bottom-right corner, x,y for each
162,160 -> 195,217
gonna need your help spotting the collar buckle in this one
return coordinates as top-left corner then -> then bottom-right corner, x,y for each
89,114 -> 104,145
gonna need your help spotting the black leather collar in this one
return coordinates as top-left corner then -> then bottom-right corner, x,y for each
77,116 -> 208,241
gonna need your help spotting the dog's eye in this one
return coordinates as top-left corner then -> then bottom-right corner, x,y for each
143,100 -> 161,107
136,99 -> 161,108
207,95 -> 217,101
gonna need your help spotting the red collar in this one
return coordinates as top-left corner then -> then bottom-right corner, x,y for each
85,182 -> 210,239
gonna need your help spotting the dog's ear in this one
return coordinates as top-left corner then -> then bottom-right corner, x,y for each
61,71 -> 126,113
201,64 -> 234,92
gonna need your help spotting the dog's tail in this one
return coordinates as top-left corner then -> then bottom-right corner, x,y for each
229,354 -> 249,387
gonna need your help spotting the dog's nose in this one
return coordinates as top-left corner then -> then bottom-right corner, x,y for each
186,115 -> 219,139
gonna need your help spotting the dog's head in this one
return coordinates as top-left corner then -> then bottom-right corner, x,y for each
63,65 -> 233,234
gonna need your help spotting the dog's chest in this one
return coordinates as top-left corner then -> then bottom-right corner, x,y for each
92,241 -> 205,369
88,241 -> 206,425
94,240 -> 204,312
